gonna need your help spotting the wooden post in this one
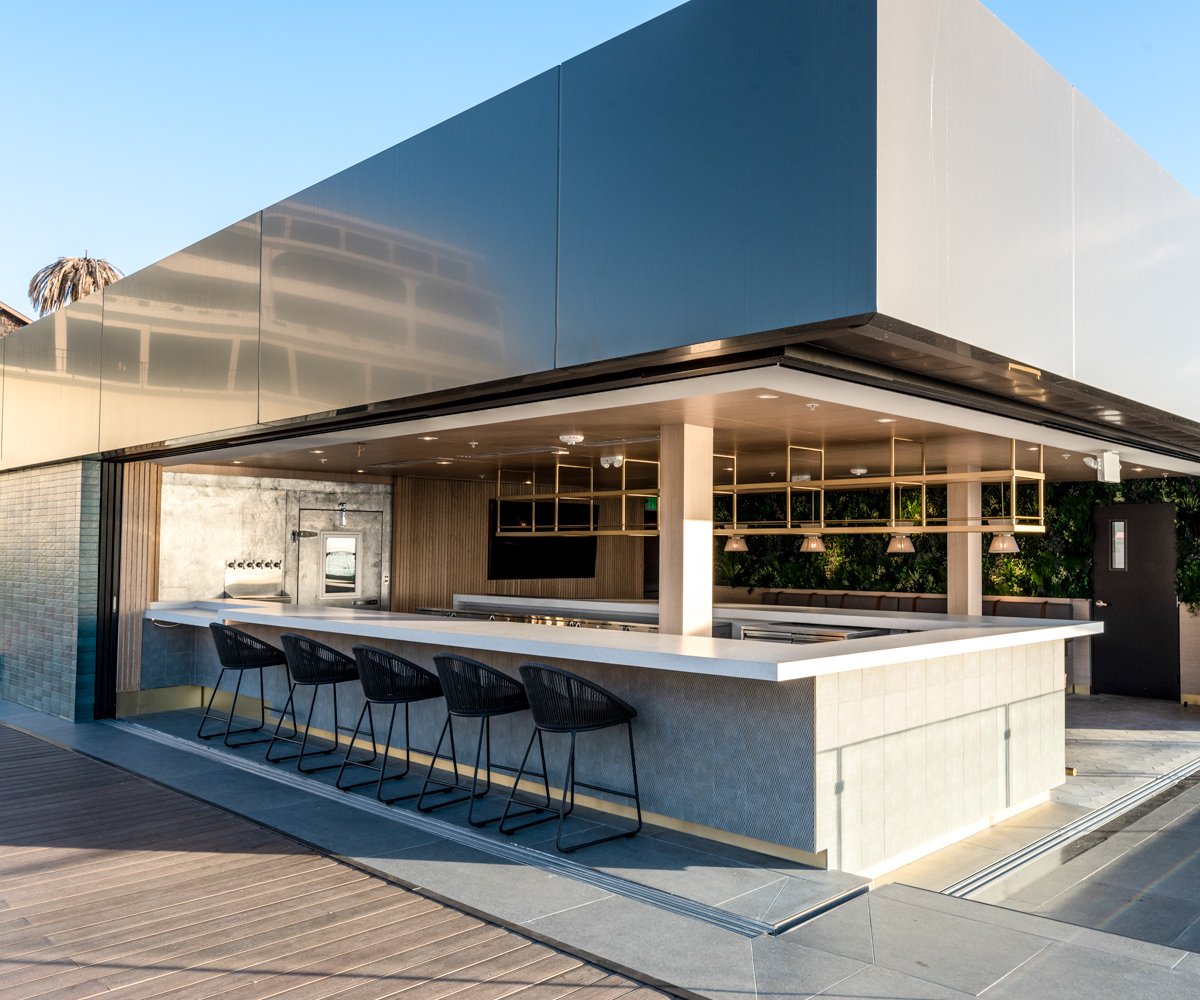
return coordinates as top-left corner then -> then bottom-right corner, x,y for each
659,423 -> 713,636
948,469 -> 982,616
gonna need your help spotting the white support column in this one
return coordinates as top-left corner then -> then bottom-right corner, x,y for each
947,469 -> 982,617
658,423 -> 713,636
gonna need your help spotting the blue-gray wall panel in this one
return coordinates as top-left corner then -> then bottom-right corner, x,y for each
99,216 -> 261,451
0,461 -> 100,720
556,0 -> 877,368
259,71 -> 560,423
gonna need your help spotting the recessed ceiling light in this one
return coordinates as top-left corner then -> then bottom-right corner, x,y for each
1027,446 -> 1039,451
1132,466 -> 1144,472
309,449 -> 324,454
551,448 -> 570,456
756,393 -> 779,400
876,417 -> 896,423
723,466 -> 734,472
419,435 -> 438,442
356,468 -> 365,474
435,460 -> 452,465
231,460 -> 243,465
524,479 -> 532,485
559,433 -> 585,446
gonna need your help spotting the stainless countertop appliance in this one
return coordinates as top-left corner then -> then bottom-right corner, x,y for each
729,621 -> 890,643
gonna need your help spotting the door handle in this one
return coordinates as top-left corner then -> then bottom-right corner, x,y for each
1095,600 -> 1109,608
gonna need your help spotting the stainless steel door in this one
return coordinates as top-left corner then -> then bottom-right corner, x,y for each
295,506 -> 385,607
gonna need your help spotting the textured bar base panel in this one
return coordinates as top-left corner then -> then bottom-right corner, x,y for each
139,622 -> 1067,873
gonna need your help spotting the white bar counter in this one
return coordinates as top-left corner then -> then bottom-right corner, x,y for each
144,598 -> 1100,683
140,597 -> 1098,875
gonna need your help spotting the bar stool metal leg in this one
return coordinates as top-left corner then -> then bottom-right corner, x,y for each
555,721 -> 642,852
336,701 -> 437,797
266,681 -> 356,771
417,715 -> 483,813
197,666 -> 273,747
497,728 -> 556,834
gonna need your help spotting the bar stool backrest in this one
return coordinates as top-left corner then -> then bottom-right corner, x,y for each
518,663 -> 637,733
433,653 -> 527,717
352,645 -> 442,703
209,622 -> 287,669
280,633 -> 359,684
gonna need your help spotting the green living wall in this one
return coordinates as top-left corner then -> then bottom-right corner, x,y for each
715,477 -> 1200,603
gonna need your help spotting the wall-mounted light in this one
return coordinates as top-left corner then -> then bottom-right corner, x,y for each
599,455 -> 625,469
723,535 -> 748,553
337,502 -> 347,528
1083,451 -> 1121,483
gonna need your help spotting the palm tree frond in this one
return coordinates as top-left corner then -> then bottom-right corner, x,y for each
28,256 -> 124,316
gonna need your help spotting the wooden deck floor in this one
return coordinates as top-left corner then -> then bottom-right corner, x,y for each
0,724 -> 667,1000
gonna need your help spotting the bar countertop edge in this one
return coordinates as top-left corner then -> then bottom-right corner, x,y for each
144,599 -> 1102,683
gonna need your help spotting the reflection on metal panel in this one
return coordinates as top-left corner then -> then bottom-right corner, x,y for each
1073,93 -> 1200,423
556,0 -> 876,367
98,216 -> 261,451
1,296 -> 102,468
876,0 -> 1074,379
259,71 -> 559,423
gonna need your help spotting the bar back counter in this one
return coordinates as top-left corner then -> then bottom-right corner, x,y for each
140,597 -> 1100,876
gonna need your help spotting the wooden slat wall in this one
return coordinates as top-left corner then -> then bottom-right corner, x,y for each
116,462 -> 163,693
391,477 -> 643,612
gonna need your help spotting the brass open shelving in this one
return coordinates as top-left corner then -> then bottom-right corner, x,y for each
494,440 -> 1045,539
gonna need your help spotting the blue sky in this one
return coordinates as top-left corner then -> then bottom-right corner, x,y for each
1,0 -> 1195,315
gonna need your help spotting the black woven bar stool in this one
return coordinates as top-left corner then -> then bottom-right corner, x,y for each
199,623 -> 295,748
335,645 -> 445,803
266,633 -> 367,773
416,653 -> 550,827
500,663 -> 641,852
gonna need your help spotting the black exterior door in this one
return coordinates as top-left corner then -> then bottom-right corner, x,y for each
1091,502 -> 1179,700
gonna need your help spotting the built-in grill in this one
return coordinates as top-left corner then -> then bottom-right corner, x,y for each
414,606 -> 886,643
730,622 -> 889,643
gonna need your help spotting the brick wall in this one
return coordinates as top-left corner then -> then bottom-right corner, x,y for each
0,461 -> 101,720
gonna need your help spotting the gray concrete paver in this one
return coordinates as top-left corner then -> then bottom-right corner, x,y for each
982,941 -> 1200,1000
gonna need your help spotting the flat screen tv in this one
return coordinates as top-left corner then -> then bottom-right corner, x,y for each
486,500 -> 598,580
